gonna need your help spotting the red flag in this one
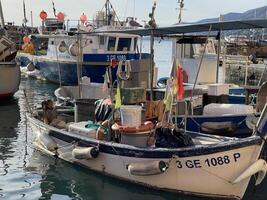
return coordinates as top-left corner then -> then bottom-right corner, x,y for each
177,65 -> 184,100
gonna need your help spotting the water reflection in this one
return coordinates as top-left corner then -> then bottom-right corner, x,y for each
0,98 -> 20,176
26,150 -> 205,200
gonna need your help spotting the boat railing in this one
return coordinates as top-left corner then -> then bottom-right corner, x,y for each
38,18 -> 128,35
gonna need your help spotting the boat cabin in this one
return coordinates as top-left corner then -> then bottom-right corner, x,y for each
172,36 -> 218,84
28,32 -> 141,62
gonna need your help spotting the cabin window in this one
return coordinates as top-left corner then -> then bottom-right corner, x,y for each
99,36 -> 105,45
31,37 -> 49,55
117,38 -> 132,51
107,37 -> 116,51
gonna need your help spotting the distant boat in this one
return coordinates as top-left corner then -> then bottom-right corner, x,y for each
16,0 -> 149,85
0,62 -> 20,98
0,36 -> 20,99
0,0 -> 20,99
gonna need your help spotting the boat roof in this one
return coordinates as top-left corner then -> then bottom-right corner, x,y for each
98,19 -> 267,36
30,31 -> 140,39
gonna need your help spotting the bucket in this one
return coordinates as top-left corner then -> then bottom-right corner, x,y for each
120,105 -> 142,127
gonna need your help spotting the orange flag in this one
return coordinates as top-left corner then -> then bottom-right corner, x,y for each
177,65 -> 184,100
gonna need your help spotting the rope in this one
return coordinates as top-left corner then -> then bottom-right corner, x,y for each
85,121 -> 108,135
117,60 -> 131,81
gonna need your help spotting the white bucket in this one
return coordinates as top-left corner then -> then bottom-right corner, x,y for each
120,105 -> 142,127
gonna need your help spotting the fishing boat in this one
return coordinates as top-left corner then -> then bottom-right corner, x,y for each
27,97 -> 267,200
27,18 -> 267,199
0,2 -> 20,99
0,62 -> 20,98
16,0 -> 149,85
0,35 -> 20,99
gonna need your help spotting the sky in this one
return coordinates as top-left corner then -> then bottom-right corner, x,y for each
1,0 -> 267,27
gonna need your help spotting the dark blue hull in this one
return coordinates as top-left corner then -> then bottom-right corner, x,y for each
16,55 -> 32,68
16,53 -> 150,85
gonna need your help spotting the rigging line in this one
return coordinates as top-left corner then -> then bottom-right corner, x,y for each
123,0 -> 129,21
133,0 -> 136,19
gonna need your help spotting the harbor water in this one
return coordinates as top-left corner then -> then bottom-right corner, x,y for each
1,40 -> 267,200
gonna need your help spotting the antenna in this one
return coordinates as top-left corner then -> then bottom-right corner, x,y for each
52,0 -> 56,17
177,0 -> 184,24
23,0 -> 28,26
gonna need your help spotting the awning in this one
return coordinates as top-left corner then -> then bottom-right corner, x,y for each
98,19 -> 267,36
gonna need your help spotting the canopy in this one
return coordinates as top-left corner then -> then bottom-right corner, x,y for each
99,19 -> 267,36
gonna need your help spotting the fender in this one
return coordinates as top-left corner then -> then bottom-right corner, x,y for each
127,160 -> 168,176
232,159 -> 267,186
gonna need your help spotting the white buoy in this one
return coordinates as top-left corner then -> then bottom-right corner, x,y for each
72,147 -> 99,160
127,160 -> 168,176
37,132 -> 57,151
26,62 -> 35,71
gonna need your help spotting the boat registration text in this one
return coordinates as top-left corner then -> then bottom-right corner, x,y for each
176,153 -> 241,169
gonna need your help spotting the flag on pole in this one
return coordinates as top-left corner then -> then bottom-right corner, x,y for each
115,85 -> 121,109
177,65 -> 184,100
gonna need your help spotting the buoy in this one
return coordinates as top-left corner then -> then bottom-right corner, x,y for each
127,160 -> 168,176
39,10 -> 48,21
57,12 -> 65,20
69,42 -> 78,56
26,62 -> 35,71
80,13 -> 87,24
72,147 -> 99,160
23,36 -> 30,44
37,132 -> 57,151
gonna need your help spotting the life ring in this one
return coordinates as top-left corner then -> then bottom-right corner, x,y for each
117,60 -> 131,81
112,121 -> 154,133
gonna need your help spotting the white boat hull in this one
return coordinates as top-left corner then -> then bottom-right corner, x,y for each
0,62 -> 20,98
29,117 -> 266,200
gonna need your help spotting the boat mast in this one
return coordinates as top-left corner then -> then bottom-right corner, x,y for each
149,1 -> 157,100
216,15 -> 223,83
0,0 -> 5,28
52,0 -> 56,17
103,0 -> 122,26
23,0 -> 27,27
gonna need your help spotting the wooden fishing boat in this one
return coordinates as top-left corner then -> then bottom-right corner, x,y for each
27,102 -> 267,200
0,62 -> 20,98
0,36 -> 20,99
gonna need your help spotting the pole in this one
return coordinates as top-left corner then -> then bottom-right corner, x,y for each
76,33 -> 82,98
30,11 -> 33,27
149,1 -> 157,101
216,30 -> 221,83
190,25 -> 212,101
0,0 -> 5,28
177,0 -> 184,24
